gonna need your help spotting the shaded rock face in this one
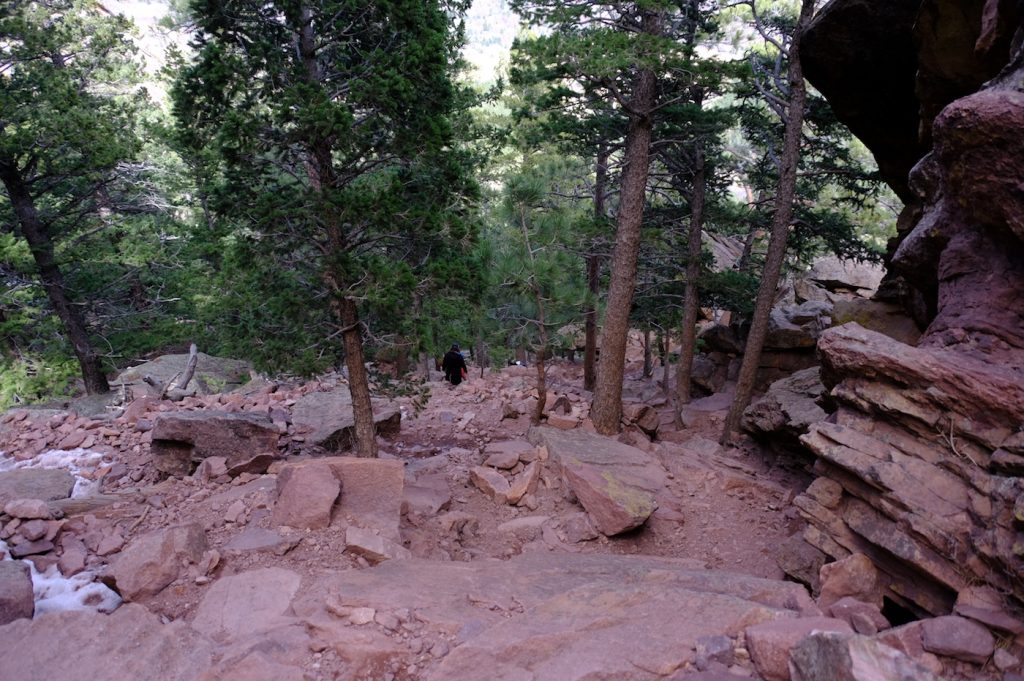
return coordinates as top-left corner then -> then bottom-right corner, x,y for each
803,0 -> 1023,330
0,561 -> 33,624
290,387 -> 401,453
792,0 -> 1024,626
529,427 -> 664,536
151,411 -> 280,477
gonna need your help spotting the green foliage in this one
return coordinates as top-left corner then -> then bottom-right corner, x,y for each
486,155 -> 588,353
172,0 -> 480,376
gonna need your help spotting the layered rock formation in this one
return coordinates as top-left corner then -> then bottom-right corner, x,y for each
792,0 -> 1024,626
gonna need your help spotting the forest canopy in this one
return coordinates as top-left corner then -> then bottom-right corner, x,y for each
0,0 -> 896,428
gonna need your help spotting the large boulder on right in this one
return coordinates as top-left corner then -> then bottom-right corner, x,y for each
528,427 -> 666,535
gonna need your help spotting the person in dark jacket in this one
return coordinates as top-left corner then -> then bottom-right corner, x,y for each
441,343 -> 468,386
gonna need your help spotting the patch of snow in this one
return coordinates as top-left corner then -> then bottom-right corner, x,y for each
0,541 -> 122,617
0,448 -> 111,498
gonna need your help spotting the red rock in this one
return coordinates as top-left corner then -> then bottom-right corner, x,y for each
3,498 -> 52,520
532,427 -> 665,536
827,597 -> 890,635
0,561 -> 33,624
16,518 -> 47,542
507,462 -> 541,505
920,615 -> 994,664
789,631 -> 938,681
271,461 -> 340,530
470,466 -> 510,503
344,526 -> 411,563
818,554 -> 881,610
546,413 -> 580,430
107,523 -> 207,600
9,539 -> 54,558
150,410 -> 279,476
746,616 -> 854,681
324,457 -> 405,540
0,471 -> 74,507
191,567 -> 301,641
0,604 -> 215,680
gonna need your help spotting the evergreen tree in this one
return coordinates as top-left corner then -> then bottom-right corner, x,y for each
0,0 -> 147,395
510,0 -> 720,434
721,0 -> 816,443
173,0 -> 477,456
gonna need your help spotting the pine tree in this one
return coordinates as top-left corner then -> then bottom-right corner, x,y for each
173,0 -> 476,456
0,0 -> 149,395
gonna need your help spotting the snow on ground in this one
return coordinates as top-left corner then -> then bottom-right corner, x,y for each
0,448 -> 112,498
0,541 -> 122,617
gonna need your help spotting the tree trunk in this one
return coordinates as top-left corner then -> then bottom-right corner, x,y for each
590,11 -> 661,435
674,147 -> 707,409
662,327 -> 673,398
0,160 -> 109,394
298,7 -> 377,456
532,346 -> 547,425
721,0 -> 816,444
337,296 -> 379,457
642,328 -> 653,378
584,144 -> 609,392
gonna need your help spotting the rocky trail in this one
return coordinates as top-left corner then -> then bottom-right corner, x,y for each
0,345 -> 1014,681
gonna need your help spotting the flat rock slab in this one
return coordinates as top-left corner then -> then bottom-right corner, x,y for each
290,388 -> 400,452
151,411 -> 279,477
0,603 -> 214,681
293,553 -> 816,681
222,527 -> 292,553
325,457 -> 405,541
0,468 -> 75,508
115,352 -> 253,394
529,426 -> 667,535
272,460 -> 340,530
191,567 -> 302,642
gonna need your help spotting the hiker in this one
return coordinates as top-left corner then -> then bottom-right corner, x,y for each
441,343 -> 468,386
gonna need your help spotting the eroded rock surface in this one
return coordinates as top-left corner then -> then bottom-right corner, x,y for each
150,411 -> 280,477
529,426 -> 665,535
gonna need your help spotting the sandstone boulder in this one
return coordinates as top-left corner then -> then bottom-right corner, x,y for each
742,367 -> 827,447
530,427 -> 665,536
107,523 -> 207,600
0,469 -> 74,508
789,632 -> 938,681
746,616 -> 853,681
324,457 -> 404,540
115,352 -> 252,395
290,387 -> 400,452
0,561 -> 33,625
806,257 -> 884,296
345,526 -> 412,564
919,615 -> 994,664
151,411 -> 279,477
4,497 -> 53,520
470,466 -> 510,503
818,553 -> 881,610
271,460 -> 340,530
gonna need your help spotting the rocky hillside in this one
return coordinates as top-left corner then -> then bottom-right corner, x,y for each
0,340 -> 1016,680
